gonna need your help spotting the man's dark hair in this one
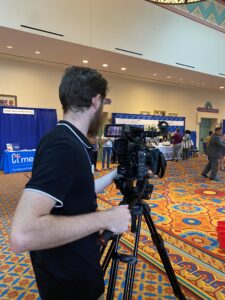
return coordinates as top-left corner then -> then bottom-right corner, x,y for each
215,127 -> 222,132
208,131 -> 213,135
176,128 -> 181,132
59,66 -> 108,113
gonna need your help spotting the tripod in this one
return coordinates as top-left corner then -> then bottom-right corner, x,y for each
100,176 -> 186,300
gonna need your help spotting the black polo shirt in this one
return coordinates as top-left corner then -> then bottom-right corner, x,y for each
26,120 -> 104,300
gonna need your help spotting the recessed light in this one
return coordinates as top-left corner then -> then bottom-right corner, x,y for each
166,76 -> 172,79
219,86 -> 224,89
6,45 -> 13,49
121,67 -> 126,71
153,73 -> 157,76
102,64 -> 108,67
82,60 -> 88,64
179,78 -> 183,81
35,51 -> 40,54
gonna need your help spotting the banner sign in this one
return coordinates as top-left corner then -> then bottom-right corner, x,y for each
197,107 -> 219,113
112,113 -> 185,133
3,108 -> 35,115
0,150 -> 36,173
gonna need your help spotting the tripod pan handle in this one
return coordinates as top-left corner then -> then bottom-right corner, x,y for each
98,230 -> 113,246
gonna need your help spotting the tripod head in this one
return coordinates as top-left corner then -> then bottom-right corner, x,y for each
114,174 -> 154,209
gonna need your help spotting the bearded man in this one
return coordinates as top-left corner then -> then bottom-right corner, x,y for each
10,66 -> 131,300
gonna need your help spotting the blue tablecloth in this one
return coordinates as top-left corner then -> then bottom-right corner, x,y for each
0,150 -> 36,174
156,145 -> 173,160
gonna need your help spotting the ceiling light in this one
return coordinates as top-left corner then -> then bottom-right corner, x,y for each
121,67 -> 127,71
82,60 -> 88,64
6,45 -> 13,49
166,76 -> 172,79
35,51 -> 40,54
219,86 -> 224,89
145,0 -> 206,5
179,78 -> 183,81
153,73 -> 157,76
102,64 -> 108,67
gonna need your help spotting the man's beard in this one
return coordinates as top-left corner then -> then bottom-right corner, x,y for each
88,103 -> 104,137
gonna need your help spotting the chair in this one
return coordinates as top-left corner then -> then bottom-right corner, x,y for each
189,147 -> 199,158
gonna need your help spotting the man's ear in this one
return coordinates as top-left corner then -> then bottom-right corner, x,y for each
92,94 -> 101,109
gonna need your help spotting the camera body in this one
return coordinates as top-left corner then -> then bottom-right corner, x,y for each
104,124 -> 166,180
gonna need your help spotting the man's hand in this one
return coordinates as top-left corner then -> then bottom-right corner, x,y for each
104,205 -> 131,234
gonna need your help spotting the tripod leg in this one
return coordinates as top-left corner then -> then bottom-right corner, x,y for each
101,236 -> 118,276
123,204 -> 143,300
143,204 -> 186,300
105,235 -> 121,300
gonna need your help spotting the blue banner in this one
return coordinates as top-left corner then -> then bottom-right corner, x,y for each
112,113 -> 185,133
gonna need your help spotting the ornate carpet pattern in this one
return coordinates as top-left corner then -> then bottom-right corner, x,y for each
0,157 -> 225,299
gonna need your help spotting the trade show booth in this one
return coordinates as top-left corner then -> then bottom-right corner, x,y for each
0,106 -> 57,173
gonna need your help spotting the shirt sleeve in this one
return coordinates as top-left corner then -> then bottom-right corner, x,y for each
25,143 -> 78,207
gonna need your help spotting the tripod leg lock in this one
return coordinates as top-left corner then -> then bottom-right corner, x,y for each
113,253 -> 137,265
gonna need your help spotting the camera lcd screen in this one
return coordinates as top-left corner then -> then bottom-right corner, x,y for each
105,125 -> 123,137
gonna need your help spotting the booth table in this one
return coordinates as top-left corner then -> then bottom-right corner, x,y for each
156,145 -> 173,160
0,150 -> 36,174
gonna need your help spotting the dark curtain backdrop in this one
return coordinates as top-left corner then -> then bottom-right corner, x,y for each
0,107 -> 57,157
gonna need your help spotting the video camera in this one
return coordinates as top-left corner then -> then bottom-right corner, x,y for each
104,124 -> 167,180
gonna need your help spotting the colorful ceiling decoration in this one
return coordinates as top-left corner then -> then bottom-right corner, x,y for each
162,0 -> 225,33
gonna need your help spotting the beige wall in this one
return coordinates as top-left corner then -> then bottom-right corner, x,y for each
0,56 -> 224,133
103,73 -> 225,132
0,56 -> 63,117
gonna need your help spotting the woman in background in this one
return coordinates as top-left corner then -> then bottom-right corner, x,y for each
102,137 -> 113,170
182,130 -> 192,160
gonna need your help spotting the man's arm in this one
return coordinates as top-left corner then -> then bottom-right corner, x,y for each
215,136 -> 225,149
9,190 -> 130,253
95,169 -> 117,193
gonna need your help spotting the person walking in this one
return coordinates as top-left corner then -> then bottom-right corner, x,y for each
201,127 -> 225,181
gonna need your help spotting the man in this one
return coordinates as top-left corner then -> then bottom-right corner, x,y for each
201,127 -> 225,181
10,66 -> 131,300
171,128 -> 183,161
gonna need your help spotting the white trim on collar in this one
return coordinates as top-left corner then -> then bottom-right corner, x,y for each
57,122 -> 92,149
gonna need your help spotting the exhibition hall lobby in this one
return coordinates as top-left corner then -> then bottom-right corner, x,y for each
0,0 -> 225,299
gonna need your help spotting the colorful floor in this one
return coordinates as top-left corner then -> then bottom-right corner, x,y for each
0,156 -> 225,299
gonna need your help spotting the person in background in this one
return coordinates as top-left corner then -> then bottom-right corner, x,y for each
88,135 -> 100,172
201,127 -> 225,181
102,137 -> 113,170
111,138 -> 118,164
206,131 -> 213,146
9,66 -> 131,300
171,128 -> 183,162
218,133 -> 225,171
182,130 -> 192,160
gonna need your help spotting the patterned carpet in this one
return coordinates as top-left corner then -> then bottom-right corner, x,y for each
0,156 -> 225,299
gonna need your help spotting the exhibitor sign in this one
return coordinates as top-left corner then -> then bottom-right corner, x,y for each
197,107 -> 219,113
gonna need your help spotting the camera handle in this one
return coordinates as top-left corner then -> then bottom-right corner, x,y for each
101,200 -> 186,300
